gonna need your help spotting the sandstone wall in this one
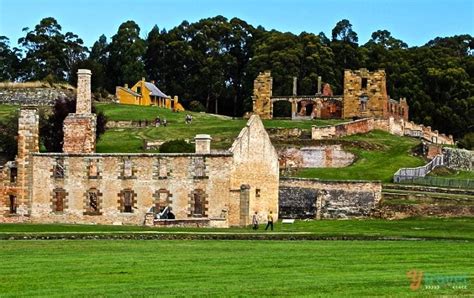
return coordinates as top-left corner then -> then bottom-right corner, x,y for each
279,178 -> 382,219
24,153 -> 234,226
278,145 -> 355,168
251,71 -> 273,119
230,115 -> 279,225
343,69 -> 388,119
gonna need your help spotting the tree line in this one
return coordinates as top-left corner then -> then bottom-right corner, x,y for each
0,16 -> 473,141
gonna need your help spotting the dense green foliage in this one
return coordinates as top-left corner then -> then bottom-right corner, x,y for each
0,239 -> 472,296
1,17 -> 472,138
0,110 -> 18,159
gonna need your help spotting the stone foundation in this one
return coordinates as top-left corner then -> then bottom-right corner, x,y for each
279,178 -> 382,219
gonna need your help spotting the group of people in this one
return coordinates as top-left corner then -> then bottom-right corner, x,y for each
252,211 -> 274,231
154,116 -> 167,127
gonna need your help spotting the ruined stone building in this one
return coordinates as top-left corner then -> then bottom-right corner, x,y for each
251,68 -> 408,121
0,70 -> 279,227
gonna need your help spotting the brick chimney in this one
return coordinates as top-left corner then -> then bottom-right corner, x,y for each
63,69 -> 96,153
195,134 -> 212,154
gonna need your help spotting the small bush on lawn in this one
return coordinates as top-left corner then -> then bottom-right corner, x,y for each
159,139 -> 194,153
188,100 -> 206,112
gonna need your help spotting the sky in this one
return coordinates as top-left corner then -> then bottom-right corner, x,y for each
0,0 -> 473,48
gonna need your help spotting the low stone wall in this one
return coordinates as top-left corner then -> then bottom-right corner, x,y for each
279,178 -> 382,219
266,127 -> 305,139
313,117 -> 454,145
0,88 -> 74,106
106,120 -> 155,128
443,147 -> 474,171
312,118 -> 374,140
278,145 -> 354,168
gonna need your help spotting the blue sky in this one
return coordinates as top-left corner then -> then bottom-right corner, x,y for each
0,0 -> 473,48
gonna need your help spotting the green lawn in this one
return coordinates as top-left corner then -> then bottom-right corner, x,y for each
294,130 -> 426,182
1,217 -> 472,240
0,240 -> 472,296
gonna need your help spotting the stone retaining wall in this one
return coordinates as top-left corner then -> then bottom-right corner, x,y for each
313,117 -> 454,145
279,178 -> 382,219
278,145 -> 355,168
0,88 -> 74,106
443,147 -> 474,171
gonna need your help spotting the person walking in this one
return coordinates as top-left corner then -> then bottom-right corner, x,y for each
265,211 -> 274,231
252,211 -> 259,230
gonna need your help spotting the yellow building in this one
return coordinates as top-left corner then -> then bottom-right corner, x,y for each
115,78 -> 184,111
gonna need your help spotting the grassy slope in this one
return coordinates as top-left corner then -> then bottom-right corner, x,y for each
95,103 -> 345,152
0,217 -> 472,240
0,240 -> 472,296
0,104 -> 429,181
295,130 -> 426,182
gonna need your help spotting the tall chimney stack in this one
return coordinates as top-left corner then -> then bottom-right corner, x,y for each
76,69 -> 92,114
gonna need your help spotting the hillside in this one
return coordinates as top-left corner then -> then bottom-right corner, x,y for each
0,103 -> 428,182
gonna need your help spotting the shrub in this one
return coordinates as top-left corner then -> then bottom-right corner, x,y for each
458,132 -> 474,150
159,139 -> 194,153
188,100 -> 206,112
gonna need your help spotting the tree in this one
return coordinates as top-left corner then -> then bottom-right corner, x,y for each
0,36 -> 21,81
106,20 -> 146,91
0,112 -> 18,160
18,17 -> 87,81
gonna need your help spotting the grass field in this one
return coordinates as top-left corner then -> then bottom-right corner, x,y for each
0,217 -> 472,240
294,130 -> 425,182
0,219 -> 472,296
0,240 -> 472,296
